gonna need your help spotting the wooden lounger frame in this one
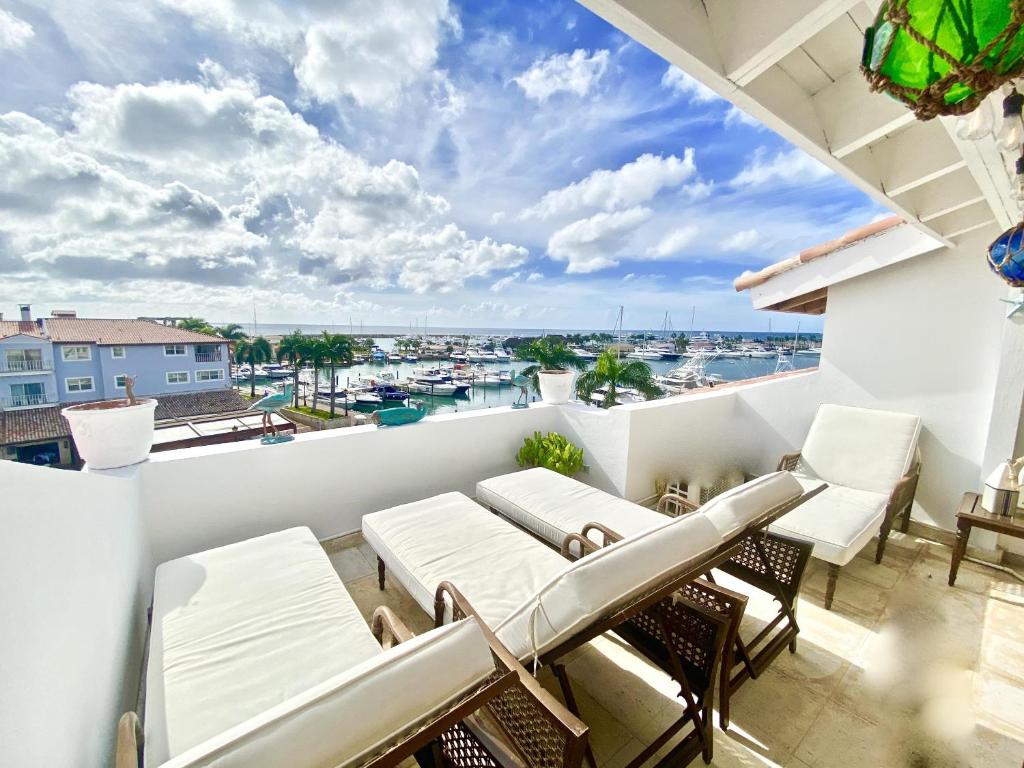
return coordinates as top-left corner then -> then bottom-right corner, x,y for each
116,605 -> 586,768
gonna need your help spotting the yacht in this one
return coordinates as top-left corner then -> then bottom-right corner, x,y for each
626,346 -> 663,360
403,378 -> 470,396
736,345 -> 776,359
494,349 -> 512,362
796,346 -> 823,356
262,363 -> 293,379
404,354 -> 419,363
655,349 -> 722,393
569,346 -> 597,361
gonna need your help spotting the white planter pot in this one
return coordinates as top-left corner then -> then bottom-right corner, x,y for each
537,370 -> 575,404
63,398 -> 157,470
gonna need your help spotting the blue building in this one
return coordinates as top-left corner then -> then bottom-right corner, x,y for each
1,307 -> 234,465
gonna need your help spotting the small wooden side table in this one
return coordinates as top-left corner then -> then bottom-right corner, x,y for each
948,492 -> 1024,586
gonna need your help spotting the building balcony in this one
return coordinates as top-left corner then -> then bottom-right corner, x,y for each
0,359 -> 53,375
0,392 -> 59,409
194,351 -> 222,362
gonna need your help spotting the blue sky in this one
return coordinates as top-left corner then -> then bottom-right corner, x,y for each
0,0 -> 883,332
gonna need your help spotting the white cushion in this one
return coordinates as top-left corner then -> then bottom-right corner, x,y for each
163,618 -> 496,768
362,492 -> 568,634
799,404 -> 920,494
494,512 -> 723,660
146,527 -> 382,766
698,471 -> 805,538
769,484 -> 889,566
476,468 -> 660,547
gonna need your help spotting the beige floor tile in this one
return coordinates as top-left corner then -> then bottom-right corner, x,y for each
344,572 -> 434,634
726,666 -> 826,754
329,546 -> 375,582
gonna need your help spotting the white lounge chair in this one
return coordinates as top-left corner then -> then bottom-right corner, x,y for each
770,404 -> 922,609
362,473 -> 811,766
476,468 -> 818,727
117,527 -> 587,768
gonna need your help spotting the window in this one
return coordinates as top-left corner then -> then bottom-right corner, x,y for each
196,369 -> 224,382
166,371 -> 189,385
62,346 -> 91,362
111,346 -> 125,359
5,349 -> 43,371
10,382 -> 45,406
114,375 -> 127,389
65,376 -> 94,393
164,344 -> 186,356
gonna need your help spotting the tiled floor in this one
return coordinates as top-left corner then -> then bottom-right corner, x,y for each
325,532 -> 1024,767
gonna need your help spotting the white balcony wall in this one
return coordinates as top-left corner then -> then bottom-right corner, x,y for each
137,404 -> 563,565
0,461 -> 149,768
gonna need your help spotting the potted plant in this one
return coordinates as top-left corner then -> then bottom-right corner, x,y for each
575,350 -> 662,408
62,377 -> 157,469
516,338 -> 588,404
516,431 -> 584,477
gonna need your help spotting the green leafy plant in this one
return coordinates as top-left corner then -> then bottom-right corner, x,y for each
516,431 -> 584,477
515,338 -> 588,394
575,350 -> 662,409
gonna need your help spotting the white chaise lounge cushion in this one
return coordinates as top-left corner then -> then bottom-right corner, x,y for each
494,512 -> 723,660
476,468 -> 658,547
798,404 -> 921,494
146,527 -> 382,766
362,492 -> 568,629
769,485 -> 889,566
698,471 -> 804,538
164,618 -> 496,768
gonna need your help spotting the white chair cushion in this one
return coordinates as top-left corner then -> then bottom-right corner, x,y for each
476,468 -> 661,547
799,404 -> 920,494
769,484 -> 889,566
164,618 -> 496,768
698,471 -> 805,538
494,512 -> 723,660
362,492 -> 568,635
146,527 -> 382,766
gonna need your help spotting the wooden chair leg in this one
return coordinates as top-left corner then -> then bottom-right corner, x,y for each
552,664 -> 598,768
377,556 -> 385,590
824,563 -> 840,610
874,518 -> 893,564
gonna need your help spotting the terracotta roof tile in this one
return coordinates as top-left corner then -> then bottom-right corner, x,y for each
44,318 -> 225,345
154,389 -> 250,421
734,216 -> 904,292
0,407 -> 70,445
0,321 -> 46,340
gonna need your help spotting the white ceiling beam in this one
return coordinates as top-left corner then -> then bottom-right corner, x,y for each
939,116 -> 1019,230
895,167 -> 986,222
705,0 -> 862,87
930,201 -> 997,239
813,68 -> 916,158
864,121 -> 966,197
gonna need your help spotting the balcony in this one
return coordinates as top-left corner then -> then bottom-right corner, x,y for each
0,392 -> 58,409
194,350 -> 222,363
0,358 -> 52,375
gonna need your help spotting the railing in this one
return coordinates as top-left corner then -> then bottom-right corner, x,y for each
0,393 -> 58,409
0,358 -> 52,373
194,351 -> 222,362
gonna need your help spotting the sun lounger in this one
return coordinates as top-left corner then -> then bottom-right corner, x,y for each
476,467 -> 817,727
363,474 -> 813,765
117,526 -> 587,768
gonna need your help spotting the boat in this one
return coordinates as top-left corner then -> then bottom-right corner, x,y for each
494,349 -> 512,362
403,379 -> 470,396
352,389 -> 382,405
404,354 -> 419,362
262,363 -> 293,379
655,349 -> 722,393
373,384 -> 410,402
569,346 -> 597,361
626,346 -> 663,361
370,349 -> 386,363
796,346 -> 823,356
735,345 -> 776,359
588,386 -> 650,406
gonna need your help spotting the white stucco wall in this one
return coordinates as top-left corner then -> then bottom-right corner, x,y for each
815,227 -> 1008,531
0,461 -> 149,768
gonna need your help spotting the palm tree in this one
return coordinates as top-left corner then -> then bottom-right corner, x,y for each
234,336 -> 273,398
575,350 -> 662,408
515,337 -> 588,395
302,336 -> 329,411
215,323 -> 247,372
178,317 -> 215,335
276,331 -> 306,408
321,332 -> 353,417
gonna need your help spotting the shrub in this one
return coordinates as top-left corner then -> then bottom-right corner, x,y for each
516,431 -> 584,477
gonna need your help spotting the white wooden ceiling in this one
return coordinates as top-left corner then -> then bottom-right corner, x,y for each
578,0 -> 1015,247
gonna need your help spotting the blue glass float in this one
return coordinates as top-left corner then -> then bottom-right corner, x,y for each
988,221 -> 1024,286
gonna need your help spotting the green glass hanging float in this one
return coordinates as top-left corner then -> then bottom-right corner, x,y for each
862,0 -> 1024,120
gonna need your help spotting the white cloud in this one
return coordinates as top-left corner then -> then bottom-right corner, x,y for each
160,0 -> 459,109
522,151 -> 698,220
661,65 -> 719,104
526,271 -> 543,282
513,48 -> 609,102
719,229 -> 759,252
0,9 -> 33,51
731,148 -> 832,188
724,106 -> 762,129
489,272 -> 520,292
0,72 -> 526,296
547,207 -> 651,274
647,225 -> 699,258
